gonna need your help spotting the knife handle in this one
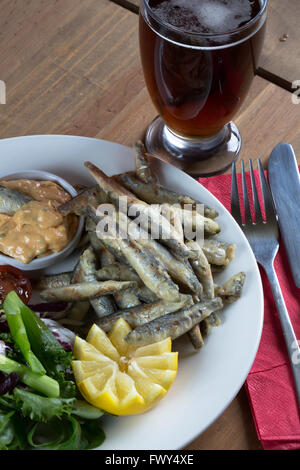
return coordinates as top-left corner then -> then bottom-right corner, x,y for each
268,143 -> 300,288
264,263 -> 300,412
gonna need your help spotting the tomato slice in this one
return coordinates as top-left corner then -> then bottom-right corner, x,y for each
0,266 -> 32,304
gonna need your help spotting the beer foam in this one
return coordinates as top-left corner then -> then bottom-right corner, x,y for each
151,0 -> 258,34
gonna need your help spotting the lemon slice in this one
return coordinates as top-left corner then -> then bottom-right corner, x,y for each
72,319 -> 178,415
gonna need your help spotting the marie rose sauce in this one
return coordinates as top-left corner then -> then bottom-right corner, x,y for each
0,180 -> 78,264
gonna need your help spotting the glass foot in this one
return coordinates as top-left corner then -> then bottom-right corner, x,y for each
144,117 -> 241,177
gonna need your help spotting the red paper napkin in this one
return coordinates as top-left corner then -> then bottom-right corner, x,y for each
198,171 -> 300,450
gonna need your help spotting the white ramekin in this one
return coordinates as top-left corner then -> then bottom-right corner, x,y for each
0,170 -> 84,271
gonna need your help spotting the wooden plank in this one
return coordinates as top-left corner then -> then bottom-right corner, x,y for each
258,0 -> 300,91
0,0 -> 299,451
235,77 -> 300,169
111,0 -> 139,14
0,0 -> 143,138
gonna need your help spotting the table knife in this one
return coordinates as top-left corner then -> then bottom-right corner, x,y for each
268,143 -> 300,288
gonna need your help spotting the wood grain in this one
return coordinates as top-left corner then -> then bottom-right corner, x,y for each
111,0 -> 139,13
258,0 -> 300,91
0,0 -> 143,138
0,0 -> 299,451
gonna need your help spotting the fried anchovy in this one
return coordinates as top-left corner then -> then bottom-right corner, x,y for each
66,301 -> 91,322
99,245 -> 117,267
138,241 -> 201,294
84,161 -> 191,258
215,272 -> 246,304
188,296 -> 204,350
133,141 -> 158,184
70,258 -> 83,284
0,185 -> 32,215
188,326 -> 205,350
97,239 -> 140,312
200,318 -> 212,338
211,265 -> 226,273
87,221 -> 130,267
65,259 -> 90,322
202,240 -> 236,266
85,206 -> 181,303
125,297 -> 223,346
207,312 -> 221,327
78,246 -> 116,317
160,203 -> 184,243
115,172 -> 218,219
95,263 -> 140,282
113,208 -> 201,293
135,286 -> 159,303
97,250 -> 141,309
127,222 -> 202,294
58,185 -> 105,216
186,240 -> 214,300
97,242 -> 140,310
97,296 -> 191,332
40,280 -> 137,302
95,262 -> 158,303
33,272 -> 72,290
175,207 -> 221,238
120,238 -> 180,302
113,289 -> 141,309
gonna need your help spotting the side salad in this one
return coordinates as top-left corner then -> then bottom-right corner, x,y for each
0,291 -> 105,450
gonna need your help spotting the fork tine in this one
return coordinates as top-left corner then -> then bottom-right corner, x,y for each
231,161 -> 242,226
249,160 -> 263,224
241,160 -> 252,225
257,158 -> 277,223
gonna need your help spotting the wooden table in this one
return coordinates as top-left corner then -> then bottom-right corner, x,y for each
0,0 -> 299,450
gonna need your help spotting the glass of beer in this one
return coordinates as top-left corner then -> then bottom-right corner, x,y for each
139,0 -> 267,176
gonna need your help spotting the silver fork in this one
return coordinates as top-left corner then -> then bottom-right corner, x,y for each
231,159 -> 300,410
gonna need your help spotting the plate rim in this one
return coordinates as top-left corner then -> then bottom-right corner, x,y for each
0,134 -> 264,449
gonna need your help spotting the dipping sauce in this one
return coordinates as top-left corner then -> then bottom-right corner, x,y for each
0,180 -> 78,264
1,179 -> 71,207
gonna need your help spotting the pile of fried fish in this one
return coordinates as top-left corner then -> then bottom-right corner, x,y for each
34,142 -> 245,351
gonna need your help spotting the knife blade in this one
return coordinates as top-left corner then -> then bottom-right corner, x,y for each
268,143 -> 300,288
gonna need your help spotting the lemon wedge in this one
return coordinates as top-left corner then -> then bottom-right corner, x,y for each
72,319 -> 178,415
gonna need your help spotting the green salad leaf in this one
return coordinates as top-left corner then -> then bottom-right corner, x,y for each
4,292 -> 75,398
0,394 -> 15,411
13,388 -> 75,422
9,412 -> 29,450
0,333 -> 24,363
79,420 -> 106,450
4,293 -> 46,375
27,416 -> 105,450
0,354 -> 59,398
71,399 -> 104,420
0,410 -> 16,450
0,292 -> 106,450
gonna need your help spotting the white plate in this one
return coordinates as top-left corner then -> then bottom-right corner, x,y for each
0,135 -> 264,450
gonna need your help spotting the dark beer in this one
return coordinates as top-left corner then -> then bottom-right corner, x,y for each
140,0 -> 266,138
